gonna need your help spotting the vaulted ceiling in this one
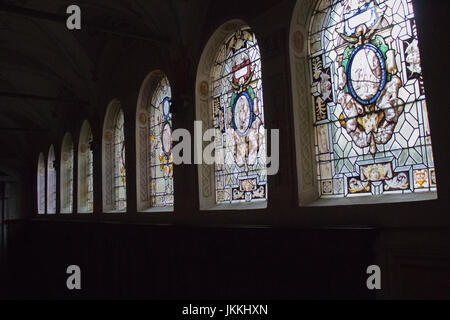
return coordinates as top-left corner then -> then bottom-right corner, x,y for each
0,0 -> 210,162
0,0 -> 283,174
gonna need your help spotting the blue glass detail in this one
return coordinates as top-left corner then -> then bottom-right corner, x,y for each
232,92 -> 254,137
344,1 -> 378,37
162,97 -> 171,120
347,43 -> 387,105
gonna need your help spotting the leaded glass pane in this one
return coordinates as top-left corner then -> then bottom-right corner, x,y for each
61,138 -> 74,213
85,129 -> 94,212
212,26 -> 267,204
37,153 -> 45,214
47,145 -> 56,214
114,109 -> 127,210
309,0 -> 437,198
149,76 -> 174,207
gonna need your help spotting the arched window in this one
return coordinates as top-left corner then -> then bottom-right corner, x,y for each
291,0 -> 437,204
60,133 -> 74,213
103,100 -> 127,212
136,71 -> 174,212
47,145 -> 56,214
78,120 -> 94,213
196,20 -> 267,209
37,153 -> 45,214
114,109 -> 126,211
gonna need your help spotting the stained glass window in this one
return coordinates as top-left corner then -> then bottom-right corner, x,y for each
149,76 -> 174,207
309,0 -> 437,198
212,26 -> 267,204
87,132 -> 94,212
47,145 -> 56,214
114,109 -> 127,211
61,135 -> 74,213
37,153 -> 45,214
78,122 -> 94,213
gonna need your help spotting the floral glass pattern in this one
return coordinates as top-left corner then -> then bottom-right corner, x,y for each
212,26 -> 267,204
309,0 -> 437,197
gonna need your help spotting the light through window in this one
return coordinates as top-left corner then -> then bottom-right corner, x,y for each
114,109 -> 126,210
87,131 -> 94,212
78,121 -> 94,213
47,145 -> 56,214
212,26 -> 267,204
37,153 -> 45,214
149,76 -> 174,207
309,0 -> 437,198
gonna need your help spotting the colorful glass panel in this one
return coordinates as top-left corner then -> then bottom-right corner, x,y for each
47,145 -> 56,214
86,130 -> 94,212
114,109 -> 127,210
309,0 -> 437,197
78,125 -> 94,213
212,26 -> 267,204
37,153 -> 45,214
149,76 -> 174,207
61,138 -> 74,212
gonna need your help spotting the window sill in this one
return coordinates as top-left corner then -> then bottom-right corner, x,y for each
306,190 -> 438,207
77,210 -> 93,214
139,206 -> 174,213
103,209 -> 127,214
202,200 -> 267,211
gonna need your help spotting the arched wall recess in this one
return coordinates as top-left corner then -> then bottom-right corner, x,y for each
37,153 -> 46,214
60,133 -> 74,214
290,0 -> 438,206
196,19 -> 268,210
136,70 -> 175,212
78,120 -> 94,213
47,145 -> 57,214
102,99 -> 127,213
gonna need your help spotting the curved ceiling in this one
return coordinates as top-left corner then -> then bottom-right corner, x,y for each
0,0 -> 282,166
0,0 -> 211,162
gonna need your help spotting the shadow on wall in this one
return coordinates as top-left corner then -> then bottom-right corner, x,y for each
1,179 -> 18,298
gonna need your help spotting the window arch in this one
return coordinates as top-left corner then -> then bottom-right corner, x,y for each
60,133 -> 74,213
103,99 -> 127,212
290,0 -> 437,205
37,153 -> 45,214
78,120 -> 94,213
196,20 -> 267,210
47,145 -> 56,214
136,71 -> 174,212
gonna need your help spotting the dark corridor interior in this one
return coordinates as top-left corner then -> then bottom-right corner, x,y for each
0,0 -> 450,300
